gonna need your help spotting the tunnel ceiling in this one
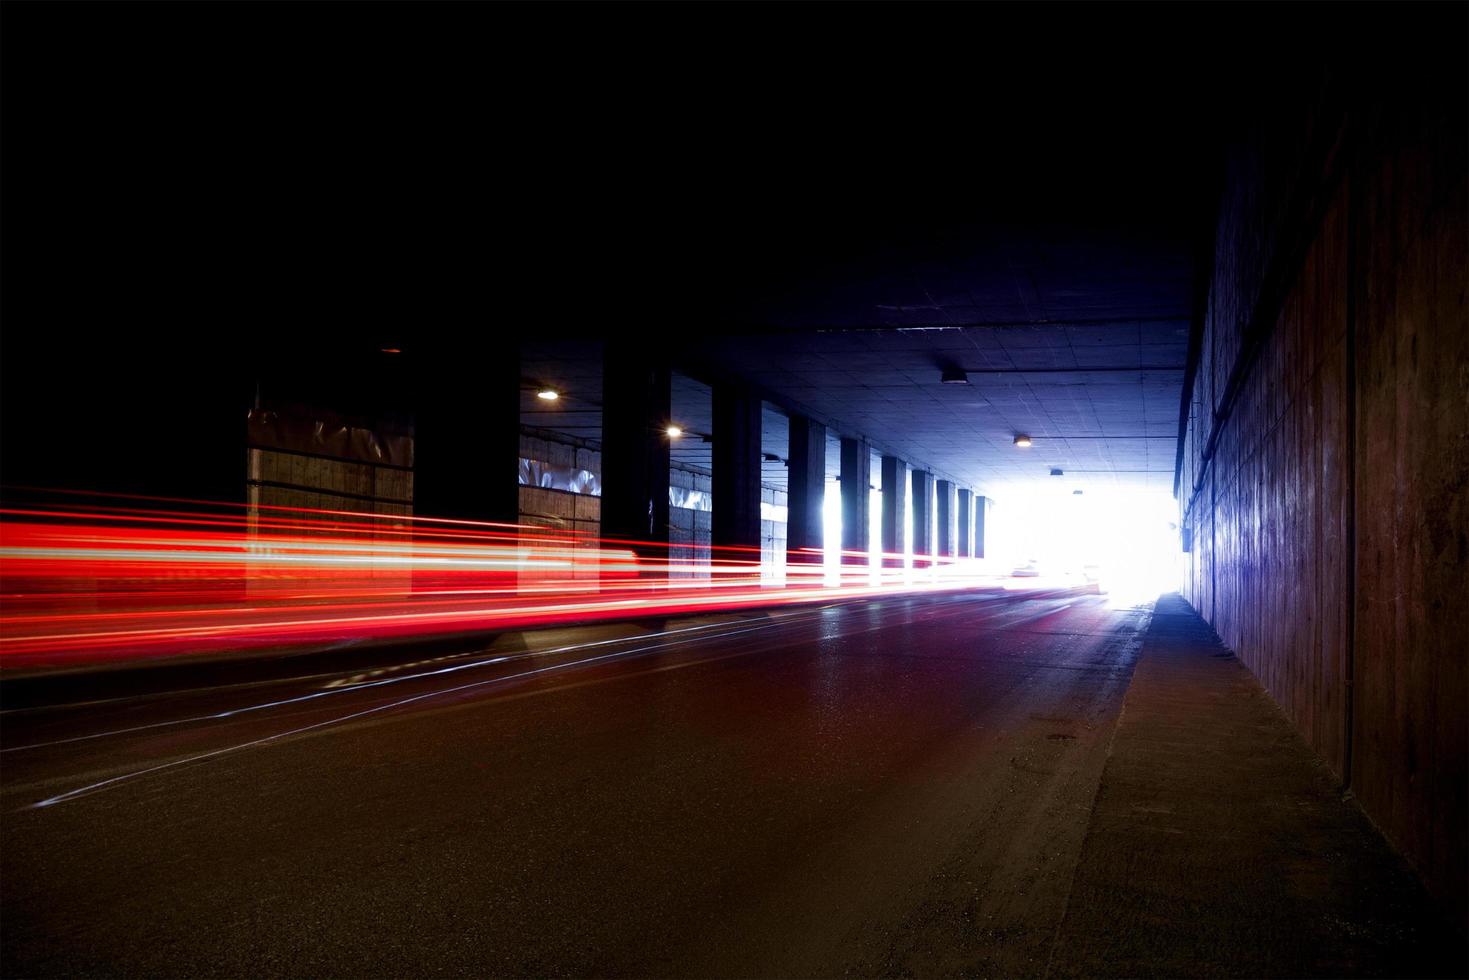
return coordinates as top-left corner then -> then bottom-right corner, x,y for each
523,315 -> 1187,502
500,15 -> 1207,504
521,201 -> 1194,500
5,3 -> 1222,507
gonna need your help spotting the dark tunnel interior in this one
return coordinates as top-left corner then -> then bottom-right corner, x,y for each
1,3 -> 1465,975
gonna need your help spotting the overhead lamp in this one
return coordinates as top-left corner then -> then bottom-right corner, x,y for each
940,367 -> 969,385
1073,489 -> 1084,496
380,347 -> 402,354
1013,434 -> 1032,448
666,425 -> 683,438
1050,467 -> 1064,476
536,388 -> 560,401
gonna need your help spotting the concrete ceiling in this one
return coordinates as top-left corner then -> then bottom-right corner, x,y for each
499,7 -> 1204,508
521,356 -> 821,493
1,4 -> 1250,508
522,317 -> 1185,503
692,322 -> 1185,498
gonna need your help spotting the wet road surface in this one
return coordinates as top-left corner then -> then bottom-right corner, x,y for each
3,587 -> 1150,977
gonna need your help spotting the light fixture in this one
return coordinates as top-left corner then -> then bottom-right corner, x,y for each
536,389 -> 560,401
1073,489 -> 1084,495
666,425 -> 683,438
1014,434 -> 1032,448
940,367 -> 969,385
380,347 -> 402,354
1050,467 -> 1064,476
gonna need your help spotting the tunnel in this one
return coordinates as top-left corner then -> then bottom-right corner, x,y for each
1,3 -> 1464,976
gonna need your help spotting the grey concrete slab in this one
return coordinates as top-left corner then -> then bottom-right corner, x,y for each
1049,595 -> 1464,979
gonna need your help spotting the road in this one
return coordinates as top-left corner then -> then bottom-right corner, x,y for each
2,587 -> 1150,977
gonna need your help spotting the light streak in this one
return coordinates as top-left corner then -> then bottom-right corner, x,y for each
0,492 -> 1011,669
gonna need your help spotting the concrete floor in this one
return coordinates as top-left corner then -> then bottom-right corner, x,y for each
1,589 -> 1460,976
1048,595 -> 1464,978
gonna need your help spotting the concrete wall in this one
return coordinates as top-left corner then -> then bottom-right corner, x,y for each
245,402 -> 414,524
518,434 -> 601,584
1352,72 -> 1467,914
244,402 -> 414,593
518,434 -> 602,538
1178,12 -> 1466,920
760,487 -> 789,584
246,450 -> 414,519
669,468 -> 713,580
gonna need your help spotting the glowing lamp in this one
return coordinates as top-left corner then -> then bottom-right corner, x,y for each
1013,434 -> 1032,448
666,425 -> 683,438
536,389 -> 560,401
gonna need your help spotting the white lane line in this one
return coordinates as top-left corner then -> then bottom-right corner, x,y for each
28,620 -> 801,809
22,590 -> 1051,808
4,615 -> 780,754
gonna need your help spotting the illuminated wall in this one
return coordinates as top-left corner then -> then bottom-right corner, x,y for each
1177,17 -> 1466,919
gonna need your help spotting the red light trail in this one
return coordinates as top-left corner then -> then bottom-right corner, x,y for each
0,493 -> 995,669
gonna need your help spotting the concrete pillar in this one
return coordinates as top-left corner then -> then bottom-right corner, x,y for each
957,488 -> 973,558
712,383 -> 761,553
412,343 -> 521,525
600,347 -> 671,556
974,495 -> 989,559
409,346 -> 519,597
936,479 -> 956,558
880,455 -> 907,567
911,469 -> 933,567
786,416 -> 826,573
839,436 -> 869,565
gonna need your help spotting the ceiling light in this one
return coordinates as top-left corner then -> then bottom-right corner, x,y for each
940,367 -> 969,385
666,425 -> 683,438
1014,434 -> 1032,448
1073,489 -> 1084,495
536,389 -> 560,401
380,347 -> 401,354
1050,468 -> 1064,476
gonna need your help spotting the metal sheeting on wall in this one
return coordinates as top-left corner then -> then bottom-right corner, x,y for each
247,408 -> 413,468
520,458 -> 600,496
246,404 -> 415,524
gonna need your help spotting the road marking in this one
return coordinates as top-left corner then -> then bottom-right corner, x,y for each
3,615 -> 780,754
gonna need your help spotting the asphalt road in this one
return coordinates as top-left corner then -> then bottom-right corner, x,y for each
2,587 -> 1150,977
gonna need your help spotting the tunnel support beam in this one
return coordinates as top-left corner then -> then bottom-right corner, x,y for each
786,416 -> 826,577
880,455 -> 907,568
911,469 -> 933,569
712,384 -> 762,554
936,479 -> 956,559
839,436 -> 869,566
974,495 -> 989,559
957,488 -> 973,558
412,343 -> 521,525
600,348 -> 671,558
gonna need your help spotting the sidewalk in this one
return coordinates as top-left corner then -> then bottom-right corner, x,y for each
1047,594 -> 1464,978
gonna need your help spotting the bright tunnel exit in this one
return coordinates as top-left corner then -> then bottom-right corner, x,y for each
988,485 -> 1181,606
